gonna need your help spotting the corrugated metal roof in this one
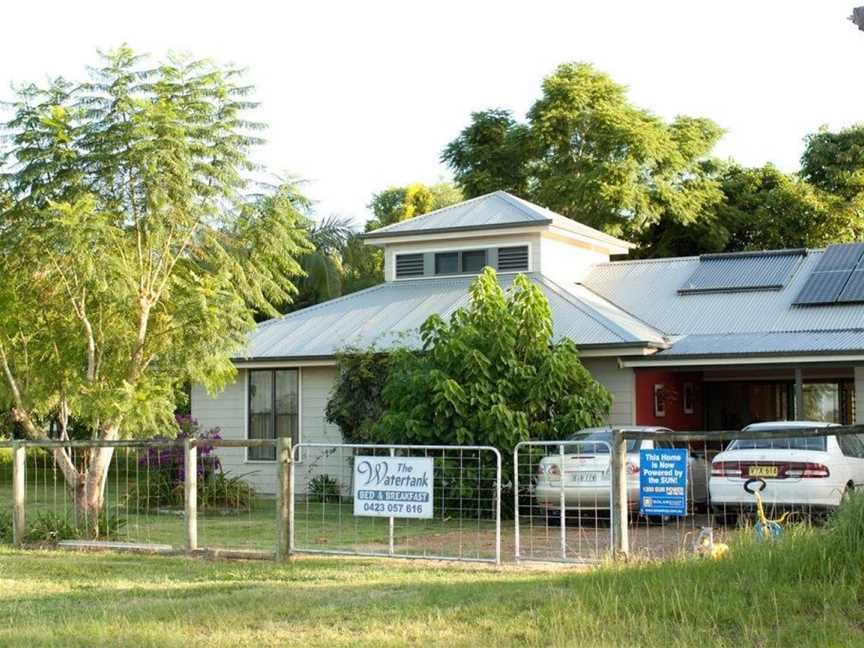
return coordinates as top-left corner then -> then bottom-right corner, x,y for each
363,191 -> 634,250
678,249 -> 805,293
237,273 -> 666,360
654,330 -> 864,358
582,250 -> 864,337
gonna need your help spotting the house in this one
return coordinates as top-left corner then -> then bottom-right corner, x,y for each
191,191 -> 864,490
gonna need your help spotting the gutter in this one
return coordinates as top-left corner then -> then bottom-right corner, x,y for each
620,352 -> 864,368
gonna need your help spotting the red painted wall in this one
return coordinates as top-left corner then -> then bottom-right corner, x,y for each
635,370 -> 703,430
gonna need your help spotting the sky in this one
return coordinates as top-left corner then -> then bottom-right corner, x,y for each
1,1 -> 862,226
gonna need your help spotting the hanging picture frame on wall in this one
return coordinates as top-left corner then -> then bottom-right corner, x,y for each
683,382 -> 695,415
654,384 -> 666,417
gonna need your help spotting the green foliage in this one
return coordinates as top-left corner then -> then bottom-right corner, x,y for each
801,125 -> 864,201
0,46 -> 312,445
22,510 -> 126,544
308,475 -> 341,503
365,181 -> 463,231
641,162 -> 863,257
0,511 -> 11,544
372,269 -> 610,494
443,63 -> 723,243
325,350 -> 390,444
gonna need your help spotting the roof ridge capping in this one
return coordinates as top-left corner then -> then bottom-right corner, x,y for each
699,248 -> 807,261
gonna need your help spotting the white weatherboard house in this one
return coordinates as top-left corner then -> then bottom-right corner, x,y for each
192,191 -> 864,491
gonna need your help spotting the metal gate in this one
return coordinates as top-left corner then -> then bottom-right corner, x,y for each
514,440 -> 614,563
290,443 -> 502,564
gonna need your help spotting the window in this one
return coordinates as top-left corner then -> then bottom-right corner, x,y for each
248,369 -> 299,460
728,436 -> 828,452
837,434 -> 864,458
803,383 -> 840,423
461,250 -> 487,273
435,252 -> 459,275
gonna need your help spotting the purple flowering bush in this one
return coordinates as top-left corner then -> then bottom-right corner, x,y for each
126,416 -> 255,512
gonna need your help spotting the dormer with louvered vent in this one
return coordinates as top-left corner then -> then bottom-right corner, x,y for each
363,191 -> 633,283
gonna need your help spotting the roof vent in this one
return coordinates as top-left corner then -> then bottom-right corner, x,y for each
497,246 -> 529,272
395,253 -> 425,278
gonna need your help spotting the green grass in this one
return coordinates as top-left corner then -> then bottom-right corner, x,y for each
0,497 -> 863,647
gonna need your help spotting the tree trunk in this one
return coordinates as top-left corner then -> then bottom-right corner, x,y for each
72,426 -> 119,536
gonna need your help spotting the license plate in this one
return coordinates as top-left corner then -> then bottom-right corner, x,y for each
749,465 -> 778,478
571,472 -> 602,483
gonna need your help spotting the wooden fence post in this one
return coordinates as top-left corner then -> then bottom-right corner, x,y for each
611,431 -> 629,558
184,438 -> 198,552
12,443 -> 25,547
276,437 -> 293,560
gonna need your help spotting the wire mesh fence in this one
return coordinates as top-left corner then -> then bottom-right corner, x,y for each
614,424 -> 864,560
291,443 -> 502,564
3,424 -> 862,565
514,440 -> 614,563
0,439 -> 279,555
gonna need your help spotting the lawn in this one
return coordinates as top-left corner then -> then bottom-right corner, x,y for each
1,497 -> 863,647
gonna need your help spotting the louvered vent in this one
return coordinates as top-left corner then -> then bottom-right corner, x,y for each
497,246 -> 529,271
395,253 -> 425,278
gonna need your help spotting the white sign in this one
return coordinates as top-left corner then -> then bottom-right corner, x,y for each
353,456 -> 434,519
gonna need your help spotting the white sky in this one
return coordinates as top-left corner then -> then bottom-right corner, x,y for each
2,1 -> 862,225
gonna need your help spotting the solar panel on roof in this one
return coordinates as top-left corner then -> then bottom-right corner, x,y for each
793,270 -> 851,305
678,249 -> 804,294
813,242 -> 864,271
793,243 -> 864,306
838,270 -> 864,303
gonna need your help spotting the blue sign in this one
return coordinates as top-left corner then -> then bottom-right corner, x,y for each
639,448 -> 688,516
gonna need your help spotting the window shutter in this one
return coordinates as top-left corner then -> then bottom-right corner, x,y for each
395,253 -> 425,277
497,246 -> 529,271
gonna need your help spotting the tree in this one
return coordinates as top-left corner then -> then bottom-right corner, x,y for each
442,63 -> 724,243
801,125 -> 864,202
0,47 -> 311,526
441,109 -> 531,198
290,214 -> 355,311
365,181 -> 463,231
372,268 -> 611,454
638,163 -> 862,257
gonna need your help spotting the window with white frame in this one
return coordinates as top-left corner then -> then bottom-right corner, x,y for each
248,369 -> 299,460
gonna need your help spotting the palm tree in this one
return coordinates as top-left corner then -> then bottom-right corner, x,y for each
292,214 -> 356,310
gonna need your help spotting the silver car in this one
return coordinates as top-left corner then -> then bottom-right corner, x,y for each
534,427 -> 709,514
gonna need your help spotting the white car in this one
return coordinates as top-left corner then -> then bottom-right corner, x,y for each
534,427 -> 709,515
709,421 -> 864,516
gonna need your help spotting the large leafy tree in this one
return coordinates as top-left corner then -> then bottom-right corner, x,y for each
442,63 -> 724,243
373,268 -> 611,452
801,125 -> 864,202
638,163 -> 862,257
0,48 -> 311,523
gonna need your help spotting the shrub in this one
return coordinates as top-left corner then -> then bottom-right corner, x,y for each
125,415 -> 256,512
325,350 -> 390,444
308,474 -> 341,502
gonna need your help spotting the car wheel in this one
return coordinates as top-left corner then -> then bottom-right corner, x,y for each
841,483 -> 854,505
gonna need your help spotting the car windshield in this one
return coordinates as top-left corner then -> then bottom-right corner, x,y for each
727,436 -> 828,452
567,430 -> 639,453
